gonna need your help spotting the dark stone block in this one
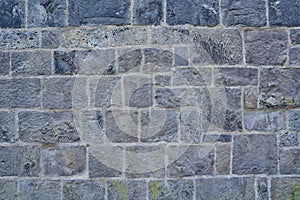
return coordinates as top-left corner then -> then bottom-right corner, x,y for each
289,47 -> 300,66
257,178 -> 268,200
155,75 -> 171,87
118,49 -> 142,73
215,144 -> 230,175
111,27 -> 147,46
279,131 -> 299,147
42,30 -> 60,48
279,149 -> 300,174
289,110 -> 300,131
0,52 -> 10,75
269,0 -> 300,26
203,134 -> 232,143
133,0 -> 163,25
54,51 -> 78,75
175,47 -> 189,66
173,67 -> 212,86
291,29 -> 300,45
0,0 -> 25,28
20,180 -> 61,200
143,48 -> 173,73
0,111 -> 16,143
108,180 -> 147,200
215,68 -> 258,86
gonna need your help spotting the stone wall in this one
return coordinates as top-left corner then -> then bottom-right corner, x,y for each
0,0 -> 300,199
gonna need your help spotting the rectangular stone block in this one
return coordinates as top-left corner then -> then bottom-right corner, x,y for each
0,146 -> 40,176
244,86 -> 258,109
111,27 -> 148,47
0,52 -> 10,75
269,0 -> 300,26
180,108 -> 202,143
222,0 -> 266,26
108,180 -> 147,200
215,68 -> 258,86
168,145 -> 214,177
233,135 -> 278,175
190,29 -> 243,65
289,47 -> 300,66
244,111 -> 286,132
173,67 -> 212,86
118,48 -> 142,73
175,47 -> 189,66
259,68 -> 300,108
0,78 -> 41,108
279,149 -> 300,174
279,131 -> 299,147
0,0 -> 25,28
290,110 -> 300,132
151,27 -> 189,45
196,178 -> 255,199
143,48 -> 173,73
271,178 -> 300,200
41,29 -> 60,48
42,146 -> 86,176
245,30 -> 288,66
155,75 -> 171,87
133,0 -> 162,25
11,51 -> 51,76
148,180 -> 194,200
203,134 -> 232,143
291,29 -> 300,45
0,179 -> 17,200
28,0 -> 66,27
18,111 -> 80,143
0,30 -> 39,50
54,51 -> 78,75
215,143 -> 230,175
257,177 -> 268,200
69,0 -> 130,26
80,110 -> 104,143
0,111 -> 16,143
63,180 -> 105,200
20,180 -> 61,200
166,0 -> 219,26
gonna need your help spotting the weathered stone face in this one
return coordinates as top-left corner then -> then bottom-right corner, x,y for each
0,0 -> 25,28
269,0 -> 300,26
133,0 -> 163,25
0,179 -> 17,200
271,178 -> 300,200
0,30 -> 39,50
0,111 -> 16,143
108,180 -> 147,200
20,180 -> 61,200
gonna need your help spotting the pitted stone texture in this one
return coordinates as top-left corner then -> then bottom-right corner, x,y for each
11,51 -> 51,76
141,109 -> 178,142
151,27 -> 189,45
61,28 -> 108,48
244,111 -> 286,132
81,111 -> 104,143
271,178 -> 300,199
18,111 -> 79,143
215,143 -> 230,175
175,47 -> 189,66
63,180 -> 105,200
42,146 -> 86,176
173,67 -> 212,86
269,0 -> 300,27
108,180 -> 147,200
42,77 -> 74,109
0,179 -> 17,200
111,27 -> 147,46
0,146 -> 40,176
196,178 -> 255,199
0,78 -> 40,108
215,68 -> 258,86
143,48 -> 173,73
166,0 -> 219,26
118,49 -> 142,73
0,30 -> 39,50
28,0 -> 66,27
125,145 -> 165,178
69,0 -> 130,26
0,111 -> 16,143
222,0 -> 266,26
0,0 -> 25,28
180,109 -> 202,143
89,146 -> 123,178
279,149 -> 300,174
0,52 -> 10,75
168,145 -> 214,177
54,51 -> 78,75
245,30 -> 288,66
257,178 -> 268,200
233,135 -> 277,175
41,29 -> 60,48
155,75 -> 171,87
20,180 -> 61,200
259,68 -> 300,108
244,86 -> 258,109
133,0 -> 162,25
290,110 -> 300,131
203,134 -> 232,143
190,29 -> 243,65
279,131 -> 299,147
289,47 -> 300,66
291,29 -> 300,45
148,180 -> 194,200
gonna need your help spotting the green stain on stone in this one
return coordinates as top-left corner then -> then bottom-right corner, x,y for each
151,181 -> 160,200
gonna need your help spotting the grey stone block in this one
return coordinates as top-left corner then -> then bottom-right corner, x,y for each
133,0 -> 162,25
289,47 -> 300,66
18,111 -> 80,143
0,0 -> 25,28
215,143 -> 230,175
63,180 -> 105,200
245,30 -> 288,66
259,68 -> 300,108
118,49 -> 142,73
151,27 -> 189,45
244,111 -> 286,132
190,29 -> 243,65
291,29 -> 300,45
271,178 -> 300,200
0,179 -> 17,200
0,30 -> 39,50
173,67 -> 212,86
141,109 -> 178,142
89,146 -> 123,178
69,0 -> 130,26
269,0 -> 300,26
143,48 -> 173,73
180,109 -> 202,143
196,178 -> 255,199
233,135 -> 277,174
108,180 -> 147,200
28,0 -> 66,27
279,131 -> 299,147
279,149 -> 300,174
203,134 -> 232,143
222,0 -> 266,26
148,180 -> 194,200
111,27 -> 148,47
244,86 -> 258,109
0,78 -> 40,108
41,29 -> 60,48
257,177 -> 268,200
72,77 -> 89,109
81,110 -> 104,143
166,0 -> 219,26
175,47 -> 189,66
168,145 -> 214,177
155,75 -> 171,87
42,146 -> 86,176
0,146 -> 40,176
54,51 -> 78,75
42,77 -> 74,109
20,180 -> 61,200
290,110 -> 300,131
0,111 -> 16,143
11,51 -> 51,76
215,68 -> 258,86
0,52 -> 10,75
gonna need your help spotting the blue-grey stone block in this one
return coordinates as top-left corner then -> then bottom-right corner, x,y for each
20,180 -> 61,200
0,111 -> 16,143
133,0 -> 162,25
0,52 -> 10,75
41,29 -> 60,48
0,30 -> 39,50
271,178 -> 300,199
0,179 -> 17,200
289,110 -> 300,131
0,0 -> 25,28
108,180 -> 147,200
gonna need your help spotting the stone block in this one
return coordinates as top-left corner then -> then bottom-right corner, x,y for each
291,29 -> 300,45
20,180 -> 61,200
0,0 -> 25,28
0,30 -> 39,50
0,179 -> 17,200
203,134 -> 232,143
215,68 -> 258,86
215,143 -> 230,175
133,0 -> 163,25
118,49 -> 142,73
289,110 -> 300,131
143,48 -> 173,73
151,27 -> 189,45
244,86 -> 258,109
155,75 -> 171,87
0,111 -> 16,143
111,27 -> 148,47
80,110 -> 104,143
173,67 -> 212,86
175,47 -> 189,66
279,131 -> 299,147
269,0 -> 300,26
54,51 -> 78,75
279,149 -> 300,174
271,178 -> 300,199
0,52 -> 10,75
107,180 -> 147,200
41,29 -> 60,48
257,177 -> 268,200
180,108 -> 202,143
289,47 -> 300,66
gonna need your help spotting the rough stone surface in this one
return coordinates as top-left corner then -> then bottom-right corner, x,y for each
215,143 -> 230,175
108,180 -> 147,200
111,27 -> 147,46
279,149 -> 300,174
20,180 -> 61,200
233,135 -> 278,175
155,75 -> 171,87
289,47 -> 300,66
0,30 -> 39,50
271,178 -> 300,200
54,51 -> 78,75
291,29 -> 300,45
289,110 -> 300,131
215,68 -> 258,86
173,67 -> 212,86
118,49 -> 142,73
0,111 -> 16,143
203,134 -> 232,143
0,52 -> 10,75
41,29 -> 60,48
151,27 -> 189,45
257,177 -> 268,200
0,179 -> 17,200
245,30 -> 288,66
133,0 -> 162,25
180,109 -> 202,143
0,0 -> 25,28
244,86 -> 258,109
80,110 -> 104,143
143,48 -> 173,73
279,131 -> 299,147
175,47 -> 189,66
